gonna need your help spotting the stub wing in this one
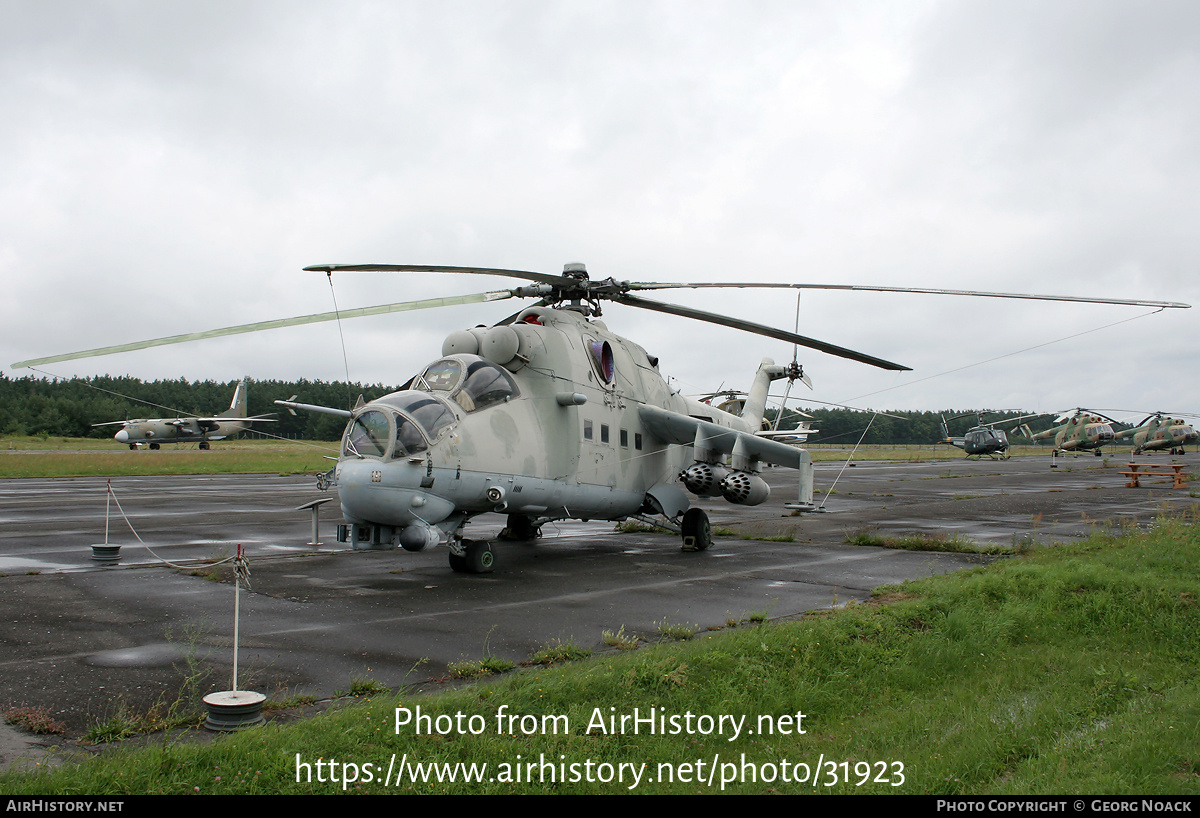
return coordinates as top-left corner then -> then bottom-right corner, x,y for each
638,405 -> 805,469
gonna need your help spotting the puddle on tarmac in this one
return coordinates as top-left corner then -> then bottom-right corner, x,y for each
88,642 -> 183,668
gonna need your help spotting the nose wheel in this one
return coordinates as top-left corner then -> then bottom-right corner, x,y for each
449,539 -> 495,574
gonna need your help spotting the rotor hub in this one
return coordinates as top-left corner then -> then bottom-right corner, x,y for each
562,262 -> 589,281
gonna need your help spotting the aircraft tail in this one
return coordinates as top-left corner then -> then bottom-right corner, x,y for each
741,358 -> 786,429
219,380 -> 248,419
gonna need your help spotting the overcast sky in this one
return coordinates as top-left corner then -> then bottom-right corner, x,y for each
2,0 -> 1196,422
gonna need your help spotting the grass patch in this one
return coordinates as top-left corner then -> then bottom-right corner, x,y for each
846,529 -> 1028,555
346,677 -> 389,697
4,515 -> 1200,793
4,706 -> 66,735
526,641 -> 592,666
0,438 -> 337,479
446,656 -> 516,679
656,620 -> 696,641
83,706 -> 143,744
601,626 -> 640,650
264,692 -> 318,711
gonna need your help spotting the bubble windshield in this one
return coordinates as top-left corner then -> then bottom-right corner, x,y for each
343,391 -> 457,459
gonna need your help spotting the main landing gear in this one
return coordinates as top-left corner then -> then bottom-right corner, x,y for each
681,508 -> 712,552
448,539 -> 495,574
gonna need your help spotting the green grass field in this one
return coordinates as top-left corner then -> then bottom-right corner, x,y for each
0,436 -> 1051,479
0,437 -> 341,479
3,512 -> 1197,794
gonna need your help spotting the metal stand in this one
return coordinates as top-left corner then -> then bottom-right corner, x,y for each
204,544 -> 265,731
784,450 -> 823,512
91,479 -> 122,562
297,497 -> 333,546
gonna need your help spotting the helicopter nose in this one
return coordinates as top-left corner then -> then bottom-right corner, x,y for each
114,429 -> 129,443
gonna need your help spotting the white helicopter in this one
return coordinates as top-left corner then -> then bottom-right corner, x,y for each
13,263 -> 1190,573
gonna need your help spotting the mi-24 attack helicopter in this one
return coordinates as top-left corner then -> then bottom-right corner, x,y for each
13,263 -> 1190,573
91,379 -> 275,449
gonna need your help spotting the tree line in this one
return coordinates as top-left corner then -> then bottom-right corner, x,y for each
771,407 -> 1043,445
2,372 -> 1051,445
0,374 -> 396,441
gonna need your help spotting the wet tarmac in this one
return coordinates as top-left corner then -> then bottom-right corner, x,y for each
1,453 -> 1196,766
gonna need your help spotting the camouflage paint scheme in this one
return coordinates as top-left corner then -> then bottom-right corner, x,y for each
1116,414 -> 1198,455
98,380 -> 258,449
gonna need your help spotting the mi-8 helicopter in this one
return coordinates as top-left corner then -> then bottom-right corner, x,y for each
13,262 -> 1190,573
1020,409 -> 1118,455
1114,412 -> 1198,455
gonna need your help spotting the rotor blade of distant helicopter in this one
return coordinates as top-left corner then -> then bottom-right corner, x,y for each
623,282 -> 1192,310
785,397 -> 910,419
305,263 -> 574,289
613,293 -> 911,371
12,290 -> 516,368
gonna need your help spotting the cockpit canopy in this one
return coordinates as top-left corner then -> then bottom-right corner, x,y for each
341,355 -> 520,460
416,354 -> 520,413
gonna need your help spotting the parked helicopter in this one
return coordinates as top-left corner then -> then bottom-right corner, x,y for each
91,380 -> 274,449
1020,409 -> 1118,455
937,412 -> 1015,459
1114,413 -> 1198,455
693,386 -> 818,445
13,262 -> 1190,573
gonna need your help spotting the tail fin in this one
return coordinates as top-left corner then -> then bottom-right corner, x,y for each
741,358 -> 786,428
219,380 -> 248,419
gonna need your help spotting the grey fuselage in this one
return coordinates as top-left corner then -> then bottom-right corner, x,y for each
333,307 -> 755,534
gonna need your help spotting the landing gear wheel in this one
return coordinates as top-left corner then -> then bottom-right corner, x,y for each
681,508 -> 711,552
149,442 -> 160,450
463,539 -> 495,573
448,550 -> 468,573
129,443 -> 137,451
500,514 -> 540,542
199,441 -> 210,450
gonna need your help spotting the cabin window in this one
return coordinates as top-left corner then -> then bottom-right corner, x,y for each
392,413 -> 427,457
620,428 -> 628,448
635,433 -> 643,450
584,419 -> 593,440
456,359 -> 519,412
601,424 -> 610,444
344,410 -> 390,458
405,397 -> 455,440
420,359 -> 462,391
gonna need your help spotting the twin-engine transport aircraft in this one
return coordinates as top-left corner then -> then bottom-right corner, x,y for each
92,380 -> 274,449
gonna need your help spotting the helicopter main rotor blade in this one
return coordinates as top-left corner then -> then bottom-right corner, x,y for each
613,292 -> 911,371
625,282 -> 1191,310
12,290 -> 516,369
305,263 -> 573,289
